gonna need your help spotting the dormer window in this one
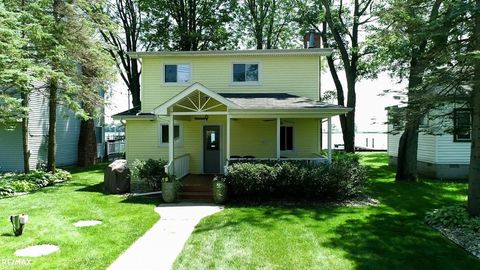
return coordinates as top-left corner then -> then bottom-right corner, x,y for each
164,64 -> 190,83
233,63 -> 259,83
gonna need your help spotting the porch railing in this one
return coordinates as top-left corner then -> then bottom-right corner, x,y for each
164,153 -> 190,179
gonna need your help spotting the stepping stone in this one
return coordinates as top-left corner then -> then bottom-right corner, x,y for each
15,244 -> 59,257
73,220 -> 102,227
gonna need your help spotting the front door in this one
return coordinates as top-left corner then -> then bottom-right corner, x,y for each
203,125 -> 221,174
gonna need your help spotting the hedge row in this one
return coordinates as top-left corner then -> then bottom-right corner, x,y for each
217,158 -> 367,201
0,169 -> 72,198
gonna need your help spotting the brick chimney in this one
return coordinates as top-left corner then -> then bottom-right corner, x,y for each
303,30 -> 321,48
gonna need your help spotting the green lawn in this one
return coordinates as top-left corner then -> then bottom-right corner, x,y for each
0,164 -> 160,270
173,153 -> 480,270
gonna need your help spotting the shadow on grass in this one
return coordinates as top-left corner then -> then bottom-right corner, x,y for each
324,211 -> 479,269
192,205 -> 357,233
121,196 -> 160,204
63,163 -> 108,174
75,182 -> 104,193
187,153 -> 479,268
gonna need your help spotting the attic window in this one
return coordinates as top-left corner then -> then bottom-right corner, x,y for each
164,64 -> 190,83
233,63 -> 259,83
453,108 -> 472,142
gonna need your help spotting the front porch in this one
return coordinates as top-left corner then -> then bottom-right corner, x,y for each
159,83 -> 349,178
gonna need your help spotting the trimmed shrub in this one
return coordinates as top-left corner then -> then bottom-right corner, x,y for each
320,150 -> 361,164
131,159 -> 168,191
224,158 -> 367,201
0,169 -> 72,198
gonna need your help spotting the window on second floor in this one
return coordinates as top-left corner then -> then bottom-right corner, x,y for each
280,126 -> 293,151
233,63 -> 259,83
164,64 -> 190,83
453,108 -> 472,142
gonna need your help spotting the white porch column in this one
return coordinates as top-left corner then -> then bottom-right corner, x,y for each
327,117 -> 332,163
226,114 -> 231,160
169,113 -> 175,175
276,117 -> 281,159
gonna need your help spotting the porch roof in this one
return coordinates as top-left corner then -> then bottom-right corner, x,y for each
219,93 -> 344,110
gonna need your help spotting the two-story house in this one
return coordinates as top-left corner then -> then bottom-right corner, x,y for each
113,49 -> 350,179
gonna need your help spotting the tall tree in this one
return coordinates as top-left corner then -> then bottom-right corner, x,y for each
468,0 -> 480,216
88,0 -> 143,109
374,0 -> 470,181
21,0 -> 114,172
299,0 -> 376,153
0,0 -> 43,172
240,0 -> 297,49
141,0 -> 237,51
76,3 -> 116,167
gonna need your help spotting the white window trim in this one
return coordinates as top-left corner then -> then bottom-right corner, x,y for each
230,61 -> 262,86
158,121 -> 184,147
162,63 -> 192,85
280,123 -> 295,154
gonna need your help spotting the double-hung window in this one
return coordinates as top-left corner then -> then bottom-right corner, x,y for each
453,108 -> 472,142
232,63 -> 259,83
280,126 -> 294,151
164,64 -> 190,83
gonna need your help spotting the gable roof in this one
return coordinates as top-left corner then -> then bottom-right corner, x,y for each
152,82 -> 239,115
128,48 -> 332,59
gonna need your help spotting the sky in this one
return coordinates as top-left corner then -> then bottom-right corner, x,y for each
104,66 -> 404,133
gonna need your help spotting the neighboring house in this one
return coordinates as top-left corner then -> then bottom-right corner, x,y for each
0,91 -> 105,172
387,106 -> 472,179
113,48 -> 351,179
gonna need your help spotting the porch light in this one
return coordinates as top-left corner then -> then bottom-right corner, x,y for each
194,115 -> 209,121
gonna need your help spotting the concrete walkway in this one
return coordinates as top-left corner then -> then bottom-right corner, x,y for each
108,202 -> 223,270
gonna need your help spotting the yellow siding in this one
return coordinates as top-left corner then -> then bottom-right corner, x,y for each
230,119 -> 276,157
126,117 -> 320,174
141,55 -> 320,112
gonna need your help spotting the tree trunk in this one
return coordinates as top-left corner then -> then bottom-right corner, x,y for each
21,91 -> 30,173
395,48 -> 425,181
77,118 -> 97,167
130,58 -> 141,108
395,123 -> 419,181
467,0 -> 480,216
47,79 -> 57,173
343,72 -> 357,153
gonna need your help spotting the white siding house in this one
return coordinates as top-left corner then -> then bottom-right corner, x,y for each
387,106 -> 471,180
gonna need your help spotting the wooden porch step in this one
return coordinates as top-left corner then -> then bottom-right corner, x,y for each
178,191 -> 213,202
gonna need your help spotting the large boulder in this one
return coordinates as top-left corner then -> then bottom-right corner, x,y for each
104,159 -> 130,194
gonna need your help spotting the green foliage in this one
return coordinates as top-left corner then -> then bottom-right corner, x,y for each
212,176 -> 228,204
224,159 -> 367,201
141,0 -> 238,51
0,169 -> 72,197
0,95 -> 27,129
320,150 -> 360,164
426,205 -> 480,232
237,0 -> 299,49
131,159 -> 168,191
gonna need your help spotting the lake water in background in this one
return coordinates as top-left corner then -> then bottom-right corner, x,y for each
322,132 -> 387,150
